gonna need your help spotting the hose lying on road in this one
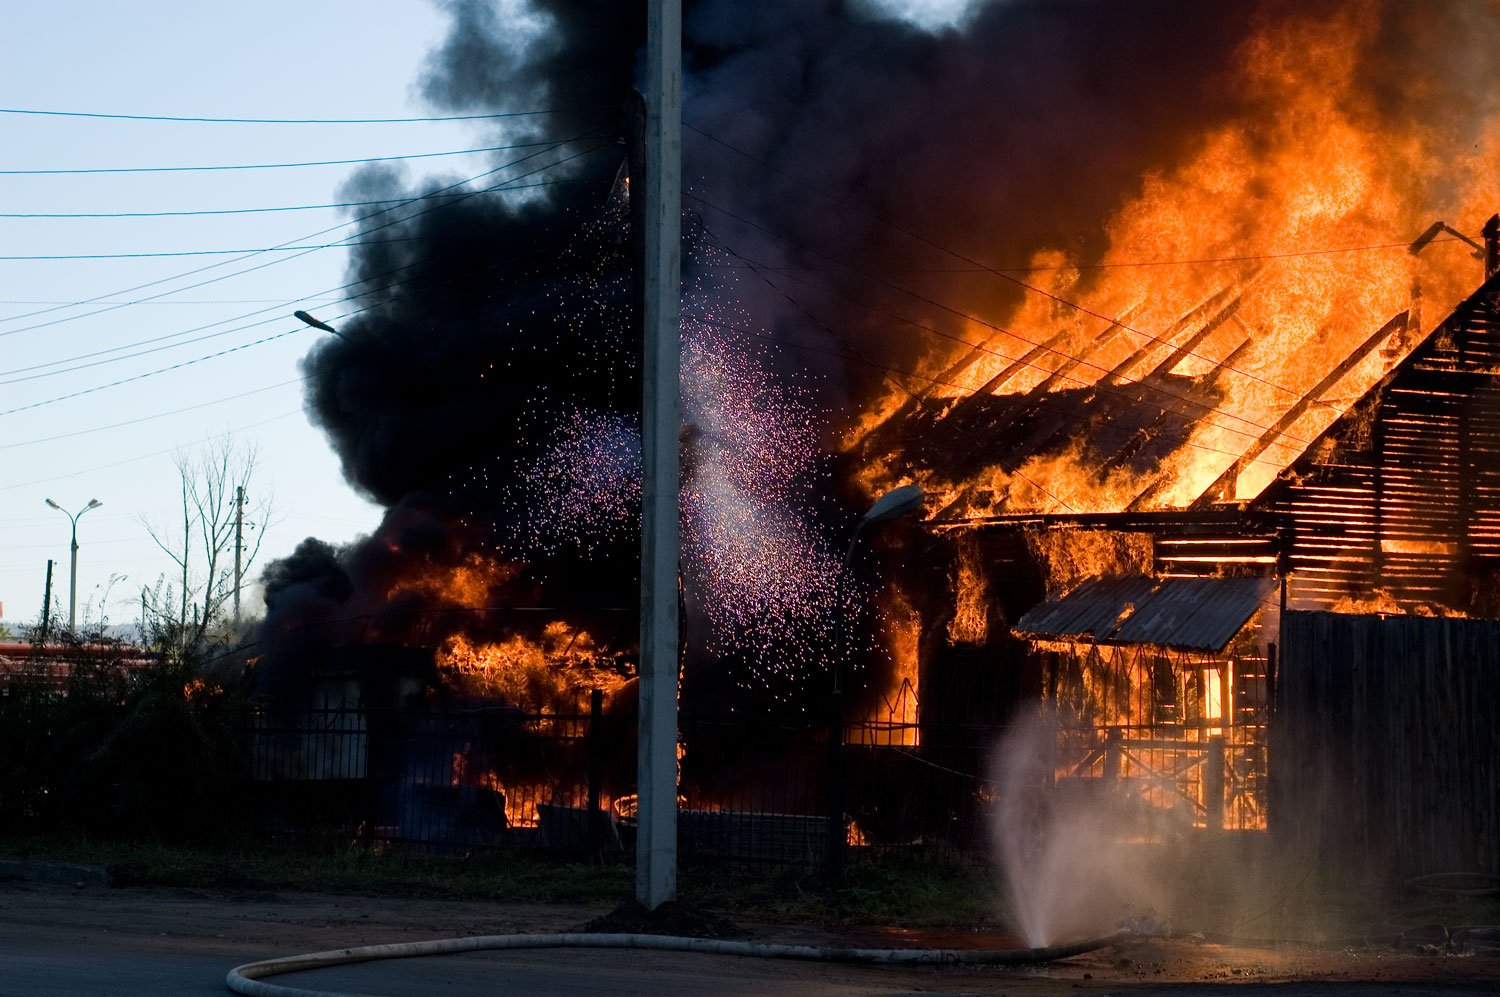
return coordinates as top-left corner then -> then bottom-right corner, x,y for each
227,928 -> 1131,997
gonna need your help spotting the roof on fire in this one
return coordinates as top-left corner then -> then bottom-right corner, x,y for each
1013,574 -> 1276,653
862,269 -> 1500,526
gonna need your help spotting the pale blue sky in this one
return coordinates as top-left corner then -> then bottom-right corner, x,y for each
0,2 -> 496,626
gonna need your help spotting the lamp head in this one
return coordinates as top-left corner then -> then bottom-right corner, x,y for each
44,498 -> 60,510
862,483 -> 925,525
86,499 -> 102,510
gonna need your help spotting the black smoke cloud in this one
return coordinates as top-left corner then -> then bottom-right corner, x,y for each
259,1 -> 1474,693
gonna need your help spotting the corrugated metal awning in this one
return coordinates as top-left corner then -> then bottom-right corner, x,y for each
1014,575 -> 1274,653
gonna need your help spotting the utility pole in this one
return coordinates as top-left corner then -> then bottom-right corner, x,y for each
40,560 -> 54,641
636,0 -> 682,911
233,485 -> 245,627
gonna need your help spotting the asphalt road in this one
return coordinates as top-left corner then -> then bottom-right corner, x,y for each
3,880 -> 1499,996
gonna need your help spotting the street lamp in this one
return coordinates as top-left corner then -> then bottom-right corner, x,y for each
44,497 -> 102,631
294,310 -> 351,342
828,483 -> 925,883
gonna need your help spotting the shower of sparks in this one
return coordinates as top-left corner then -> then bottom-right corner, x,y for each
456,192 -> 885,707
508,406 -> 641,557
678,288 -> 871,707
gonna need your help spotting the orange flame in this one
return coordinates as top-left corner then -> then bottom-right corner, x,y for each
851,5 -> 1500,519
437,622 -> 628,707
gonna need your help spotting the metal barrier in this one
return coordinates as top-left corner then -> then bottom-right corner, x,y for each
242,699 -> 1003,866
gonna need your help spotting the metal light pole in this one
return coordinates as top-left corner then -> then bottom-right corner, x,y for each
827,483 -> 925,884
44,497 -> 102,631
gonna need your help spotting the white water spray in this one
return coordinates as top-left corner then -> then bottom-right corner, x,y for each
991,710 -> 1169,947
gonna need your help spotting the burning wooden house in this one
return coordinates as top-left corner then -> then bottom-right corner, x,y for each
853,221 -> 1500,834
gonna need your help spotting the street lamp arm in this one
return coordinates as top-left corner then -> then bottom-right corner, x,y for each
44,496 -> 103,631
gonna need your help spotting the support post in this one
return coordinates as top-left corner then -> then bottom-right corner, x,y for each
1103,727 -> 1122,786
68,523 -> 79,631
1205,734 -> 1226,830
587,687 -> 605,855
233,485 -> 245,627
636,0 -> 682,911
826,525 -> 866,885
826,686 -> 845,882
40,560 -> 54,642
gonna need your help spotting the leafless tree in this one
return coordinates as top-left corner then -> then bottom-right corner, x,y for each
141,436 -> 275,648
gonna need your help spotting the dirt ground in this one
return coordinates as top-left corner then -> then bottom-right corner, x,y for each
2,879 -> 1499,996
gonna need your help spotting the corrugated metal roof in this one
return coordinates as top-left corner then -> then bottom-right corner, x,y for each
1014,575 -> 1274,653
1011,576 -> 1157,643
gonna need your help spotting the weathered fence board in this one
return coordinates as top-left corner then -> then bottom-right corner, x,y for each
1279,611 -> 1500,877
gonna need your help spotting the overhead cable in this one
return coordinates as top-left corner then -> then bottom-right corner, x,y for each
0,139 -> 574,175
687,121 -> 1334,400
0,106 -> 599,124
685,190 -> 1315,451
0,177 -> 588,218
0,128 -> 612,334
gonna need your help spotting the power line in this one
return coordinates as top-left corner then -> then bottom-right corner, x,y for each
0,139 -> 574,175
690,225 -> 1078,512
0,140 -> 615,385
0,106 -> 601,124
0,236 -> 423,262
0,139 -> 613,410
762,258 -> 1316,461
0,308 -> 292,382
0,410 -> 302,492
0,178 -> 588,219
0,129 -> 613,336
685,190 -> 1315,452
686,122 -> 1327,402
0,144 -> 577,326
0,379 -> 304,449
687,305 -> 1297,475
0,324 -> 321,418
0,174 -> 589,258
697,237 -> 1461,273
689,231 -> 1311,478
0,298 -> 345,305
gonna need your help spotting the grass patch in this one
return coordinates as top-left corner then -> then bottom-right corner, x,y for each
1,833 -> 630,904
1,833 -> 1006,927
682,860 -> 1002,928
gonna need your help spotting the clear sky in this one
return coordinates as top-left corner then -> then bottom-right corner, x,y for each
0,2 -> 497,627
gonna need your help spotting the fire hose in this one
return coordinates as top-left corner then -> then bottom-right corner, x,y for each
226,928 -> 1131,997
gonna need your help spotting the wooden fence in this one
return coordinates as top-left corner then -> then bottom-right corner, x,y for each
1278,611 -> 1500,876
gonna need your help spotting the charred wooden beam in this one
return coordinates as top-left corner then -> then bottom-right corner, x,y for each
1188,310 -> 1410,510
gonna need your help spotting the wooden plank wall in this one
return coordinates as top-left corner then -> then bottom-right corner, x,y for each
1259,282 -> 1500,612
1278,611 -> 1500,876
